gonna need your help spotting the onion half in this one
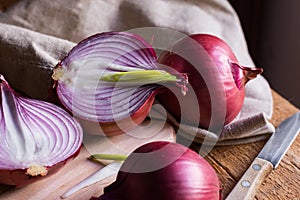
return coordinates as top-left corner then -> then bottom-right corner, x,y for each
0,75 -> 83,187
52,32 -> 186,136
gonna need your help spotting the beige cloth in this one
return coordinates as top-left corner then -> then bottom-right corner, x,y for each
0,0 -> 274,145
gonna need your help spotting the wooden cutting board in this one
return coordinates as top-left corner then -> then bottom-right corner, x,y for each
0,119 -> 176,200
2,91 -> 297,200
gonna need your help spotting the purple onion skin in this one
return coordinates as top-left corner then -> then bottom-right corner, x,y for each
91,141 -> 221,200
0,148 -> 81,187
157,34 -> 262,129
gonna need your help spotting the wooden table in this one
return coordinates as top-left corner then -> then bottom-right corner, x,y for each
205,90 -> 300,199
0,90 -> 299,200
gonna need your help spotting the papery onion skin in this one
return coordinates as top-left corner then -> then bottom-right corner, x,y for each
52,32 -> 164,136
0,75 -> 83,187
91,141 -> 221,200
157,34 -> 262,129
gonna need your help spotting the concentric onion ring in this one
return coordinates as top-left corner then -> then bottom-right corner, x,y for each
0,75 -> 83,187
52,32 -> 179,136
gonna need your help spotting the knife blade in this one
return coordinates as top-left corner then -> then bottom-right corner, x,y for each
61,161 -> 122,199
226,112 -> 300,200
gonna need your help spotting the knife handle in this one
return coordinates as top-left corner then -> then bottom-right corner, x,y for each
225,158 -> 273,200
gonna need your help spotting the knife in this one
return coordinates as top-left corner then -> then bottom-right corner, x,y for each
61,161 -> 122,199
226,112 -> 300,200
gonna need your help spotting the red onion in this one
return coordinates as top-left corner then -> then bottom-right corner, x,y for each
91,141 -> 221,200
0,75 -> 83,187
52,32 -> 186,136
157,34 -> 263,129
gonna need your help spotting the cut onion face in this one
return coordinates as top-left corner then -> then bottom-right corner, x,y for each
52,32 -> 185,136
0,75 -> 83,187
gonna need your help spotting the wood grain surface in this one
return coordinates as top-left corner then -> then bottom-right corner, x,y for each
205,90 -> 300,200
0,120 -> 176,200
0,90 -> 299,200
225,158 -> 273,200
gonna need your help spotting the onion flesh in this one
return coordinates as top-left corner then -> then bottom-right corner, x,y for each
52,32 -> 186,136
0,75 -> 83,187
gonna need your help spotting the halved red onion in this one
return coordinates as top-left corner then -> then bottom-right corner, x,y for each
52,32 -> 186,136
0,75 -> 83,187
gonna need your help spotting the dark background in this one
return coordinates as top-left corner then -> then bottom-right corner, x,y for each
229,0 -> 300,107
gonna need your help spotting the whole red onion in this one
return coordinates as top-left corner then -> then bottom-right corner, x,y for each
157,34 -> 263,129
92,141 -> 221,200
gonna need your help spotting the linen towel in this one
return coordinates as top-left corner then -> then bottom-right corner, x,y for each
0,0 -> 274,145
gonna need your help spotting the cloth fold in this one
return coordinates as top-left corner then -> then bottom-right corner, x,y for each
0,0 -> 275,145
0,23 -> 74,100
